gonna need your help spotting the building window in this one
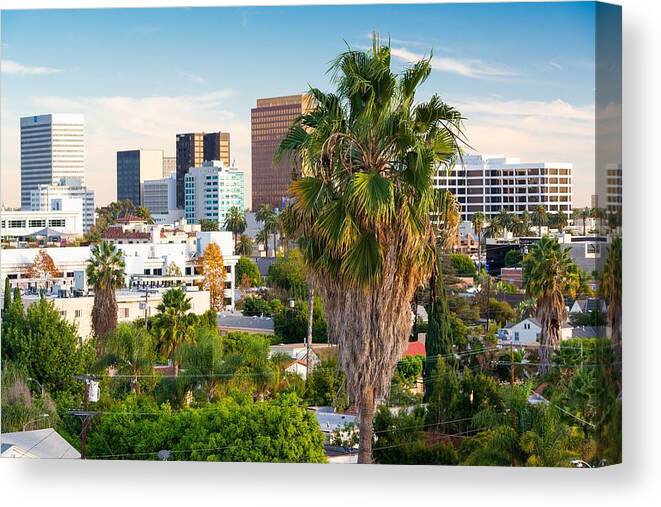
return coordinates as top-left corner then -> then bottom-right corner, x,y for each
122,308 -> 129,318
60,310 -> 67,318
75,309 -> 82,318
514,332 -> 520,341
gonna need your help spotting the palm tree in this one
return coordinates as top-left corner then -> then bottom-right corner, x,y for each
256,203 -> 278,256
276,36 -> 464,463
533,205 -> 547,237
255,228 -> 269,255
177,326 -> 224,402
152,287 -> 193,377
494,209 -> 513,235
550,211 -> 568,231
433,189 -> 461,251
520,210 -> 531,235
223,206 -> 247,250
572,208 -> 581,229
86,241 -> 125,356
601,236 -> 622,371
580,207 -> 591,235
97,322 -> 154,394
236,234 -> 253,256
523,236 -> 580,375
472,211 -> 485,271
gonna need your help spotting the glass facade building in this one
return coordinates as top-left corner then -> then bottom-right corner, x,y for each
184,161 -> 245,227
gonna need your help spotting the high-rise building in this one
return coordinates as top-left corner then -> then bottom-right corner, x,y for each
29,177 -> 95,232
184,161 -> 245,227
434,154 -> 573,222
176,133 -> 204,208
605,163 -> 622,214
142,172 -> 177,215
162,156 -> 176,178
116,149 -> 164,205
251,94 -> 313,210
203,132 -> 231,167
20,114 -> 85,209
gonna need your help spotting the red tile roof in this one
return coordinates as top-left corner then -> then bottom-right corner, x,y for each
403,341 -> 426,357
101,227 -> 151,240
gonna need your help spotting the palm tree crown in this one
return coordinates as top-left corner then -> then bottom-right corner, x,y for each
86,241 -> 125,355
523,236 -> 580,374
223,206 -> 247,249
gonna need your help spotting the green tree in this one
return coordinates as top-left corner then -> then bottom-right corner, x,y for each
276,37 -> 464,463
523,236 -> 580,375
235,256 -> 261,288
152,288 -> 193,376
533,205 -> 548,237
86,241 -> 125,356
448,253 -> 477,277
486,298 -> 516,327
520,407 -> 582,467
601,236 -> 622,371
177,326 -> 224,402
86,393 -> 326,462
504,249 -> 523,267
199,219 -> 219,232
236,234 -> 254,256
472,212 -> 485,271
267,249 -> 307,297
256,203 -> 278,256
306,355 -> 347,409
273,296 -> 327,344
97,322 -> 155,395
223,206 -> 247,249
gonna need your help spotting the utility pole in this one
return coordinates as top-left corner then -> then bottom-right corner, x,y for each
72,375 -> 99,460
306,281 -> 314,379
510,341 -> 515,387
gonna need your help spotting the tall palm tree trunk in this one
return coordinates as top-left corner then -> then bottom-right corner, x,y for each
358,387 -> 375,464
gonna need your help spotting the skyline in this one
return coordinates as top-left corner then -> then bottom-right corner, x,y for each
2,2 -> 598,207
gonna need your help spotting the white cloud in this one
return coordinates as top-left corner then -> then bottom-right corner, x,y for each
450,97 -> 596,206
391,47 -> 519,80
178,71 -> 206,84
1,59 -> 62,75
1,90 -> 251,207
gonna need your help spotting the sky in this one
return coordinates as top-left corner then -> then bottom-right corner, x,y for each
1,2 -> 598,207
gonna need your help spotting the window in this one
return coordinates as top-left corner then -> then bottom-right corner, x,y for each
75,309 -> 82,318
514,332 -> 520,342
122,308 -> 129,318
60,310 -> 67,318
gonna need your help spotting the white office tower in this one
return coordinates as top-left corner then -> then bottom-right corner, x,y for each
29,177 -> 95,232
433,154 -> 573,222
20,114 -> 85,209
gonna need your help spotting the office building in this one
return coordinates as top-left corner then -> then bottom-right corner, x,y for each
20,114 -> 85,209
184,161 -> 245,227
434,154 -> 573,222
163,156 -> 176,178
142,172 -> 177,215
176,133 -> 204,208
116,149 -> 164,205
605,163 -> 622,214
203,132 -> 231,167
251,94 -> 314,209
29,177 -> 95,232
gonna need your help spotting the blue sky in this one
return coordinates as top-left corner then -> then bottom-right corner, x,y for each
1,2 -> 598,207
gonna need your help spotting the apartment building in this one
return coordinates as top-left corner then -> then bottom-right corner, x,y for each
142,172 -> 177,215
434,154 -> 573,222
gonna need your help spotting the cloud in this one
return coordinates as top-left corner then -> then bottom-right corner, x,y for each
1,90 -> 250,207
548,59 -> 564,71
1,59 -> 62,75
391,47 -> 520,80
450,97 -> 596,206
179,71 -> 206,84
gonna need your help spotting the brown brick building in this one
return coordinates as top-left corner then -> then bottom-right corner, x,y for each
251,94 -> 313,210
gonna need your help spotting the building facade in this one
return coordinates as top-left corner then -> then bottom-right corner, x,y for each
142,172 -> 177,215
20,114 -> 85,209
605,163 -> 622,214
176,133 -> 205,209
1,207 -> 84,240
434,154 -> 573,222
203,132 -> 231,167
251,94 -> 313,210
116,149 -> 164,205
29,177 -> 95,232
162,156 -> 176,178
184,161 -> 245,227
